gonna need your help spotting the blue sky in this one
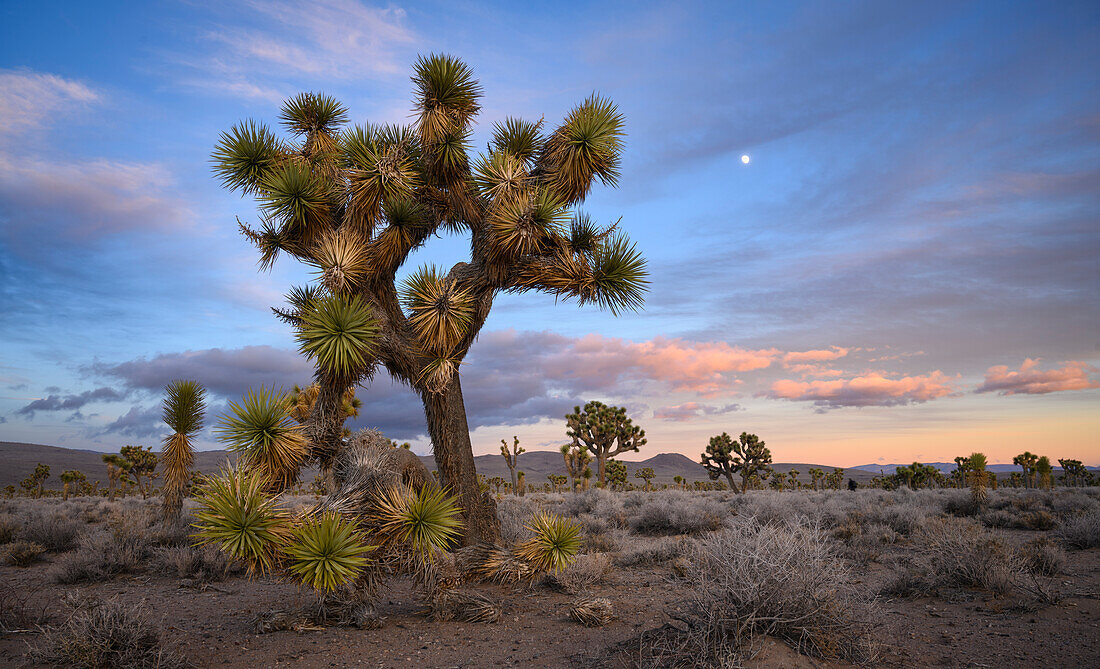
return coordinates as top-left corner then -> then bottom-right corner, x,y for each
1,0 -> 1097,466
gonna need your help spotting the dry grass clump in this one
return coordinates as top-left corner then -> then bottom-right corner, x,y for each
613,536 -> 687,567
18,511 -> 83,552
52,525 -> 152,584
429,589 -> 502,623
570,596 -> 613,627
0,513 -> 20,544
0,583 -> 51,631
4,540 -> 46,567
154,544 -> 241,581
30,599 -> 190,669
1019,537 -> 1065,577
883,517 -> 1020,596
1055,510 -> 1100,549
544,553 -> 612,594
496,495 -> 538,543
667,517 -> 878,665
563,488 -> 627,528
626,490 -> 724,536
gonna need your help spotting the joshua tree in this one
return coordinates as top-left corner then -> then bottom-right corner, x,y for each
27,463 -> 50,498
967,452 -> 989,506
827,468 -> 846,490
605,460 -> 628,490
501,436 -> 524,495
808,467 -> 825,491
119,445 -> 158,499
487,476 -> 506,495
516,470 -> 526,496
59,470 -> 86,501
161,380 -> 207,519
700,432 -> 771,494
1035,456 -> 1053,490
673,475 -> 684,489
1058,458 -> 1086,487
953,456 -> 970,488
1013,451 -> 1039,488
788,468 -> 800,490
212,56 -> 646,545
566,401 -> 646,485
561,443 -> 591,492
581,467 -> 592,491
634,467 -> 655,491
102,454 -> 131,501
547,474 -> 568,493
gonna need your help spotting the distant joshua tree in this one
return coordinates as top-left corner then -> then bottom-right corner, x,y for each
605,460 -> 628,490
28,463 -> 50,499
1035,456 -> 1053,490
102,454 -> 131,501
547,473 -> 568,493
700,432 -> 772,494
487,476 -> 506,495
788,468 -> 800,490
59,470 -> 86,501
561,443 -> 591,492
968,452 -> 989,506
120,445 -> 158,499
161,380 -> 207,519
634,467 -> 655,491
566,401 -> 646,485
808,467 -> 825,491
1013,451 -> 1039,488
211,55 -> 647,544
501,436 -> 524,495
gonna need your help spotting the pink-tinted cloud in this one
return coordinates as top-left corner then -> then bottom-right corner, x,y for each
653,402 -> 743,422
0,69 -> 97,134
761,371 -> 956,410
783,347 -> 850,364
976,359 -> 1100,395
488,331 -> 779,396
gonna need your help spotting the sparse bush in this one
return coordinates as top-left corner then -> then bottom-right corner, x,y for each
496,495 -> 537,544
613,536 -> 687,567
18,511 -> 82,551
627,490 -> 724,535
1020,510 -> 1056,531
681,517 -> 877,663
1019,537 -> 1065,577
154,545 -> 240,581
0,583 -> 51,631
563,488 -> 627,528
0,513 -> 19,544
910,518 -> 1020,595
52,526 -> 152,584
1056,510 -> 1100,549
544,553 -> 612,594
29,599 -> 190,669
582,529 -> 623,554
4,540 -> 46,567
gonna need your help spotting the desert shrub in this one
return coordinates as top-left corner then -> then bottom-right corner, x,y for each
1019,537 -> 1065,577
544,553 -> 612,594
0,583 -> 51,631
1019,510 -> 1056,531
866,501 -> 927,535
4,540 -> 46,567
18,511 -> 82,552
29,599 -> 189,669
496,495 -> 537,544
943,491 -> 978,517
910,518 -> 1020,595
1056,510 -> 1100,549
154,545 -> 240,581
563,488 -> 627,528
0,513 -> 19,544
1050,492 -> 1098,517
680,517 -> 877,664
582,530 -> 623,554
52,526 -> 152,584
979,508 -> 1017,529
627,490 -> 724,535
613,536 -> 687,567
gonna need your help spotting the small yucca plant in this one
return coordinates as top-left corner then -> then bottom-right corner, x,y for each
161,379 -> 206,520
192,465 -> 287,574
372,485 -> 463,555
216,387 -> 307,491
284,513 -> 374,592
516,512 -> 581,574
297,294 -> 379,380
968,452 -> 988,506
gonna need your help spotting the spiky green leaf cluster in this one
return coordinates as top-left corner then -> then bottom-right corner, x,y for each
192,465 -> 286,574
258,161 -> 331,238
215,387 -> 307,489
372,485 -> 463,554
399,265 -> 473,354
279,92 -> 349,136
212,120 -> 284,194
516,512 -> 581,573
284,513 -> 374,592
162,379 -> 206,436
297,294 -> 379,378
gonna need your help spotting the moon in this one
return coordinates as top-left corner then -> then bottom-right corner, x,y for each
741,154 -> 751,164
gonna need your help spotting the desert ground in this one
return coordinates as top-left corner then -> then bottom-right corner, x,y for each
2,486 -> 1099,668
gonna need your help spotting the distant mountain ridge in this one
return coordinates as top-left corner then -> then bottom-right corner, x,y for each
0,441 -> 886,489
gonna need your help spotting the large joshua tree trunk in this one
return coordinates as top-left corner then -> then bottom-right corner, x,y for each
421,376 -> 500,546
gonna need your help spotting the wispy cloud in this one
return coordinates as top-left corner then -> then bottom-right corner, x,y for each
15,387 -> 128,418
761,371 -> 957,411
652,402 -> 742,422
976,359 -> 1099,396
0,69 -> 98,134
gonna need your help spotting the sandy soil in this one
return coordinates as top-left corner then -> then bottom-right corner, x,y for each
2,532 -> 1098,668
